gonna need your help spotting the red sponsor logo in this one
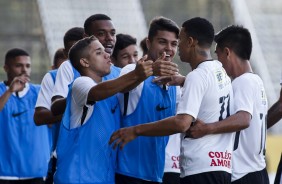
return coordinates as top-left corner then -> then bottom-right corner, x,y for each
208,151 -> 231,168
171,156 -> 179,169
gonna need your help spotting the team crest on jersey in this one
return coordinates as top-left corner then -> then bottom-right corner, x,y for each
214,69 -> 230,90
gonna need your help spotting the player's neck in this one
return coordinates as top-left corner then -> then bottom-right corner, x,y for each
233,59 -> 253,78
82,70 -> 102,83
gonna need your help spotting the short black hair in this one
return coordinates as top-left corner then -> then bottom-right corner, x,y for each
69,36 -> 97,72
53,48 -> 66,68
215,25 -> 252,60
63,27 -> 84,48
140,37 -> 148,56
84,14 -> 111,36
112,34 -> 137,59
5,48 -> 29,65
148,16 -> 179,41
182,17 -> 214,48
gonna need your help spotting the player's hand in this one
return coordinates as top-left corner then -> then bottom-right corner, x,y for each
134,55 -> 153,80
153,74 -> 185,86
185,119 -> 208,139
153,52 -> 178,76
9,74 -> 30,93
109,126 -> 137,150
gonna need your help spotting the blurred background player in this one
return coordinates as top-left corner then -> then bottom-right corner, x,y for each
0,48 -> 50,184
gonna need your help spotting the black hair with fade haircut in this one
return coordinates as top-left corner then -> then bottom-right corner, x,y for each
215,25 -> 252,60
112,34 -> 137,59
5,48 -> 29,65
84,14 -> 111,36
182,17 -> 214,48
148,16 -> 179,41
69,36 -> 98,72
63,27 -> 84,48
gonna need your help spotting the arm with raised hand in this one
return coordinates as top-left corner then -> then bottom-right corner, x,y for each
0,75 -> 29,111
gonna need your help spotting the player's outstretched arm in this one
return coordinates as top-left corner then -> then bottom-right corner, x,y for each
187,111 -> 251,139
109,114 -> 193,149
152,75 -> 185,87
87,56 -> 153,102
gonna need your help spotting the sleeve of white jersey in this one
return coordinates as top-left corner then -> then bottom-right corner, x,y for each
119,63 -> 135,76
52,61 -> 74,98
35,72 -> 54,109
176,71 -> 207,119
232,77 -> 254,116
72,76 -> 96,107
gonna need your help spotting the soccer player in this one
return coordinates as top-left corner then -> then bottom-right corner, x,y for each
51,14 -> 120,116
34,27 -> 84,184
114,16 -> 181,184
111,33 -> 138,68
110,17 -> 234,184
0,48 -> 50,184
187,25 -> 269,184
54,36 -> 153,183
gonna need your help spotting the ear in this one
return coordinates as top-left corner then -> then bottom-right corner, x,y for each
188,37 -> 198,47
3,65 -> 8,73
146,38 -> 151,50
80,58 -> 89,68
224,47 -> 231,57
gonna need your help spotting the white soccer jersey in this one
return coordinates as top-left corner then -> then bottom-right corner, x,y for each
70,76 -> 96,129
177,60 -> 234,177
52,60 -> 74,99
164,133 -> 181,173
231,73 -> 268,181
35,72 -> 54,109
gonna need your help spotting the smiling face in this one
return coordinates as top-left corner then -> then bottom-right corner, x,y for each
86,40 -> 112,77
114,44 -> 138,68
88,20 -> 116,55
146,30 -> 178,62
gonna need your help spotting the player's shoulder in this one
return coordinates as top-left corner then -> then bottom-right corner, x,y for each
57,60 -> 72,71
233,73 -> 261,87
73,76 -> 96,87
29,83 -> 41,93
120,63 -> 136,76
